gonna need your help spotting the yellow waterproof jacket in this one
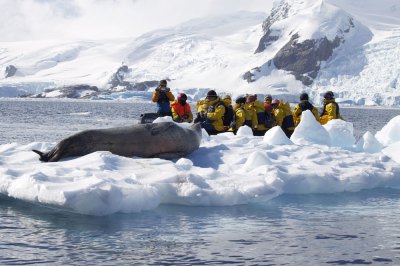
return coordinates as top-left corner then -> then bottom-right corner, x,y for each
170,100 -> 193,123
233,107 -> 247,131
273,107 -> 285,127
206,97 -> 225,132
243,102 -> 258,129
319,100 -> 343,125
250,100 -> 268,131
196,99 -> 210,113
151,90 -> 174,102
293,101 -> 320,127
273,101 -> 294,131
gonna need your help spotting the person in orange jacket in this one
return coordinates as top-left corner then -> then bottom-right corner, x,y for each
170,93 -> 193,123
151,80 -> 175,116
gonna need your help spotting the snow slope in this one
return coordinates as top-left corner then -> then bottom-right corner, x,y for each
0,0 -> 399,106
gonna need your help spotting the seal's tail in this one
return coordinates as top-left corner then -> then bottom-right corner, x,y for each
32,149 -> 49,162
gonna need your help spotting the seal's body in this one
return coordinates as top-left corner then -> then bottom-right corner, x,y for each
33,122 -> 202,162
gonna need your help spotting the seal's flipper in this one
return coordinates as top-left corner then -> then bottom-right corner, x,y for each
32,149 -> 49,162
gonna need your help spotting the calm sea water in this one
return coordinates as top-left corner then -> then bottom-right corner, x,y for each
1,99 -> 400,265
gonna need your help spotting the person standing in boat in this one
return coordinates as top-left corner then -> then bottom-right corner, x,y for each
152,80 -> 175,116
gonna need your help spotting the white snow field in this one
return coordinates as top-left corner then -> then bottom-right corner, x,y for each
0,0 -> 399,105
1,112 -> 400,216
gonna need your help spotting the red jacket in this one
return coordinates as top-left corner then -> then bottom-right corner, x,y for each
170,100 -> 193,122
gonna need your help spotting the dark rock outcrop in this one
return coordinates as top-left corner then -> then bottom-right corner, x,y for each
4,65 -> 17,78
248,0 -> 357,86
255,1 -> 289,53
109,65 -> 132,89
273,34 -> 342,85
107,65 -> 160,91
32,85 -> 99,98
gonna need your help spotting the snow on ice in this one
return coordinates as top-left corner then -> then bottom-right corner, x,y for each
1,113 -> 400,216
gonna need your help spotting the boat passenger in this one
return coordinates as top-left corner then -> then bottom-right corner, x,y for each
170,93 -> 193,123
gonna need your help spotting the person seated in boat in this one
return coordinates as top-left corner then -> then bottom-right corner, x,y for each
293,92 -> 319,127
228,96 -> 247,133
200,90 -> 226,135
170,93 -> 193,123
194,96 -> 210,123
242,94 -> 259,132
221,95 -> 234,131
319,91 -> 343,125
246,94 -> 271,136
271,99 -> 295,138
151,80 -> 175,116
264,94 -> 272,105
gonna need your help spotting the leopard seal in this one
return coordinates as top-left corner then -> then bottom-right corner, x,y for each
33,122 -> 202,162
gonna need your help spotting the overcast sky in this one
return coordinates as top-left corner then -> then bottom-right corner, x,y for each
0,0 -> 274,41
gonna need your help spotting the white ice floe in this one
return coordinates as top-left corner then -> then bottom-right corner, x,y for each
375,116 -> 400,146
356,131 -> 383,153
2,115 -> 400,216
290,110 -> 331,146
263,126 -> 293,145
323,119 -> 356,148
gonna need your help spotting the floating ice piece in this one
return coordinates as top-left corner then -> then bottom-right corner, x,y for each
153,116 -> 174,123
291,110 -> 331,146
323,119 -> 355,148
237,125 -> 253,136
263,126 -> 293,145
382,142 -> 400,164
375,115 -> 400,146
356,131 -> 383,153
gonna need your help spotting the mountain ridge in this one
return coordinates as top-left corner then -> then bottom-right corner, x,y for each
0,0 -> 399,106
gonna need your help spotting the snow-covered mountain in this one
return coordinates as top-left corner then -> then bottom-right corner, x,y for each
0,0 -> 399,106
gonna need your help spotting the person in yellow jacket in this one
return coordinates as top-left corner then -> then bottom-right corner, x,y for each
247,94 -> 271,136
151,80 -> 175,116
193,98 -> 210,123
319,91 -> 343,125
200,90 -> 225,135
229,96 -> 247,133
170,93 -> 193,123
221,95 -> 234,131
271,99 -> 295,137
264,94 -> 272,105
243,95 -> 259,131
292,92 -> 319,127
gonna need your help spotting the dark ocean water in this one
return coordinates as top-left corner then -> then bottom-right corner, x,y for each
1,99 -> 400,265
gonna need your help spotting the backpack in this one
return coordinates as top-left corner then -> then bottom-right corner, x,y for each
281,101 -> 294,129
222,105 -> 234,127
210,101 -> 234,127
264,111 -> 275,128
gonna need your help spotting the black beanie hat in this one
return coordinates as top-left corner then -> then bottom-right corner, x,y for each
206,90 -> 217,98
300,92 -> 309,101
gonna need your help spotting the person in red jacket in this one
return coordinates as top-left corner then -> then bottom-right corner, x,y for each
170,93 -> 193,123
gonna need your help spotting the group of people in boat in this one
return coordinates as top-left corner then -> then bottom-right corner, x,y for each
152,80 -> 343,137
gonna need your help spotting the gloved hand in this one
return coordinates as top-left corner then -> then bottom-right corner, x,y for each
165,87 -> 170,92
155,87 -> 161,92
207,106 -> 215,113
